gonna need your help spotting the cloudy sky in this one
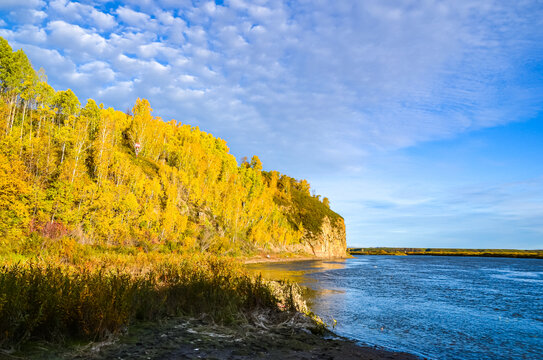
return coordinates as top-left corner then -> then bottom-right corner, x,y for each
1,0 -> 542,248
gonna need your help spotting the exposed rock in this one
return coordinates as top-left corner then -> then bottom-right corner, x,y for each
296,216 -> 347,258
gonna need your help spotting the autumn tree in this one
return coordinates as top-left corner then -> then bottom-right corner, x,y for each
250,155 -> 262,172
0,37 -> 341,256
127,98 -> 153,156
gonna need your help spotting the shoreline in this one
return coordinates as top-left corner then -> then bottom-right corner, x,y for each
243,254 -> 350,264
3,256 -> 423,360
348,248 -> 543,259
14,314 -> 421,360
350,252 -> 543,259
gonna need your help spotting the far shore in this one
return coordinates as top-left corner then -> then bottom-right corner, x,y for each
348,247 -> 543,259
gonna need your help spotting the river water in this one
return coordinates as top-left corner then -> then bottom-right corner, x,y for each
246,255 -> 543,360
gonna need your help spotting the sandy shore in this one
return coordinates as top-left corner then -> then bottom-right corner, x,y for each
243,254 -> 350,264
15,313 -> 420,360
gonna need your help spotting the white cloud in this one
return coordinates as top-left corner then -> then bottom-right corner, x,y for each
48,0 -> 116,31
3,1 -> 542,238
183,26 -> 207,45
46,20 -> 108,59
97,80 -> 135,110
89,9 -> 116,30
19,44 -> 77,88
5,8 -> 47,24
77,60 -> 116,83
116,6 -> 151,27
178,74 -> 196,83
48,0 -> 79,19
11,24 -> 47,44
137,42 -> 181,60
0,0 -> 44,10
202,1 -> 216,14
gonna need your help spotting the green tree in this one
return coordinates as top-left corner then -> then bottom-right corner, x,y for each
53,89 -> 80,124
0,37 -> 13,93
2,47 -> 35,134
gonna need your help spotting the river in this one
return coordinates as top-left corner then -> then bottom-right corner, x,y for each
246,255 -> 543,360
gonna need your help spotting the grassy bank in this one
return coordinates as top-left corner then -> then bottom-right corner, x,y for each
0,36 -> 342,354
348,247 -> 543,259
0,251 -> 308,349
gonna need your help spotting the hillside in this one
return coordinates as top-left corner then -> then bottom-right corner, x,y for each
0,37 -> 346,260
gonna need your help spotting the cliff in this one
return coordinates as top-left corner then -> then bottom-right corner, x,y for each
298,216 -> 347,258
274,186 -> 347,258
304,216 -> 347,258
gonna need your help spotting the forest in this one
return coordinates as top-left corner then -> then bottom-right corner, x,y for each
0,36 -> 340,259
0,37 -> 336,348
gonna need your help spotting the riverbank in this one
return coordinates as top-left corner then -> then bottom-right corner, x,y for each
243,253 -> 350,264
10,313 -> 419,360
348,247 -> 543,259
1,255 -> 423,359
0,254 -> 300,348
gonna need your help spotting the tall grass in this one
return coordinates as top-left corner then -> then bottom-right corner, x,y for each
0,254 -> 295,347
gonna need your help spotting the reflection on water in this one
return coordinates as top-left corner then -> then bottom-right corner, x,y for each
246,259 -> 347,282
246,260 -> 348,308
246,256 -> 543,360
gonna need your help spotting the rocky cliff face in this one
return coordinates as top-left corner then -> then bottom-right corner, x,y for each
295,216 -> 347,258
271,186 -> 347,259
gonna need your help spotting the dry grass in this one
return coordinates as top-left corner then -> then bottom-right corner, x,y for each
0,253 -> 306,348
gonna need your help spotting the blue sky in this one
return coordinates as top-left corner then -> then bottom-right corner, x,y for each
1,0 -> 542,248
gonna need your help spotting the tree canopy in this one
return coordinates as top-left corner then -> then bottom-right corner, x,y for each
0,37 -> 340,256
